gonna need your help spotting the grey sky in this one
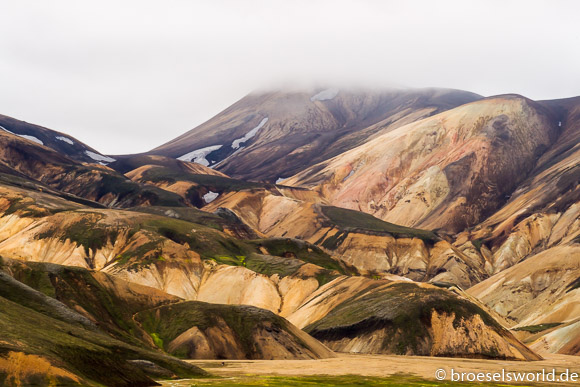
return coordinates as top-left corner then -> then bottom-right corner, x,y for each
0,0 -> 578,154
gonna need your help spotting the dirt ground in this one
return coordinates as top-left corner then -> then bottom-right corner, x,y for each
159,353 -> 580,386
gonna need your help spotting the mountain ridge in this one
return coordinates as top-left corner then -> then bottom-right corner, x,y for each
148,87 -> 483,181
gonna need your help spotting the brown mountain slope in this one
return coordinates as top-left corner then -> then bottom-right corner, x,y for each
284,95 -> 560,233
0,113 -> 114,164
150,88 -> 481,181
115,155 -> 233,207
476,96 -> 580,229
110,154 -> 228,177
0,130 -> 184,208
125,165 -> 268,208
468,244 -> 580,356
134,301 -> 335,360
439,96 -> 580,278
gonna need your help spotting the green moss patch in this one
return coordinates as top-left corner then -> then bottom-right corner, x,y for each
320,206 -> 439,243
249,238 -> 346,274
243,254 -> 304,277
130,206 -> 225,231
472,239 -> 484,252
513,323 -> 563,334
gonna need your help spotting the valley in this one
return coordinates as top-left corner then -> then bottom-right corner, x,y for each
163,353 -> 580,386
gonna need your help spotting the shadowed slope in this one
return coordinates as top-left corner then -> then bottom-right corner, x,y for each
0,263 -> 207,386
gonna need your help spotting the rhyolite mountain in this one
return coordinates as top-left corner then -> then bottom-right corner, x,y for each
0,86 -> 579,385
148,87 -> 482,181
284,94 -> 561,232
171,89 -> 579,358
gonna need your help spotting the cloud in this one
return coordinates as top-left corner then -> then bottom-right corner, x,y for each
0,0 -> 578,153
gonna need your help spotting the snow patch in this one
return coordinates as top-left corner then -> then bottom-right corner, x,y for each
177,145 -> 222,167
19,135 -> 43,145
0,125 -> 44,145
275,177 -> 287,184
342,170 -> 355,182
310,88 -> 339,102
232,117 -> 268,149
85,150 -> 116,163
164,209 -> 180,218
203,191 -> 219,204
56,136 -> 74,145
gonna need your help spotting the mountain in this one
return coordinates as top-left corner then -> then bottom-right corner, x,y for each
0,86 -> 578,384
109,154 -> 228,176
149,88 -> 482,181
284,95 -> 560,233
0,129 -> 184,208
457,96 -> 580,357
466,96 -> 580,268
188,90 -> 579,357
0,114 -> 115,165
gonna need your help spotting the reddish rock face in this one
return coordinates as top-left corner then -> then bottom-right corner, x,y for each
286,96 -> 560,232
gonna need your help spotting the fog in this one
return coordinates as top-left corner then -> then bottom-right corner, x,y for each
0,0 -> 578,154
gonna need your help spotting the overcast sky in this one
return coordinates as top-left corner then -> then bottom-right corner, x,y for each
0,0 -> 578,154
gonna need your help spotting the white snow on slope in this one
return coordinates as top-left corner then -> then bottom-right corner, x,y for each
310,88 -> 339,102
0,125 -> 44,145
56,136 -> 74,145
85,150 -> 116,163
19,135 -> 43,145
275,177 -> 287,184
231,117 -> 268,149
178,145 -> 222,166
203,191 -> 219,204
